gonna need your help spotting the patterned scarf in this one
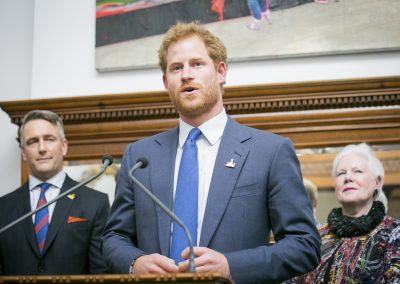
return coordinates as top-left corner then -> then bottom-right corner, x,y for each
328,201 -> 385,237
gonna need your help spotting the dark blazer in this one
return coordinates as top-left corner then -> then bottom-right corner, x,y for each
102,117 -> 321,283
0,175 -> 110,275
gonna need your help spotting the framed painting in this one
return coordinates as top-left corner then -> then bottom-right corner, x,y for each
95,0 -> 400,71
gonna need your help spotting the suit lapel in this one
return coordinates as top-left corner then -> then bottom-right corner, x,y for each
16,182 -> 41,257
151,128 -> 179,256
200,118 -> 251,247
42,175 -> 75,255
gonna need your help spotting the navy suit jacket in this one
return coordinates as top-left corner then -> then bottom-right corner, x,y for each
0,175 -> 110,275
103,117 -> 321,283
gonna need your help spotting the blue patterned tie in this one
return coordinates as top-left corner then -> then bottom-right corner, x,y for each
171,128 -> 202,264
34,182 -> 50,254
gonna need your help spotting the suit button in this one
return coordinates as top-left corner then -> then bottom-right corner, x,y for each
38,263 -> 44,272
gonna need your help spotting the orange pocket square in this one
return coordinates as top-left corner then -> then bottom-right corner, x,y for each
67,216 -> 88,223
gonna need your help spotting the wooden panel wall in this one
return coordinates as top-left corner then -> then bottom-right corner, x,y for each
1,76 -> 400,188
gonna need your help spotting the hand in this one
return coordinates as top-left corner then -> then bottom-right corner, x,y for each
132,253 -> 179,274
178,247 -> 230,278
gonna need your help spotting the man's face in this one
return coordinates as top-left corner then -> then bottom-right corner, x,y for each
163,36 -> 227,123
21,119 -> 68,181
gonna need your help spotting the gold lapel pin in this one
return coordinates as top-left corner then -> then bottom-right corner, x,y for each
225,159 -> 236,168
67,193 -> 75,200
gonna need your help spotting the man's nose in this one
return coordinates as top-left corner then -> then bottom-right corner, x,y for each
38,139 -> 46,152
181,66 -> 194,80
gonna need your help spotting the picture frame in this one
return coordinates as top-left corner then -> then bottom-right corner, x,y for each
95,0 -> 400,71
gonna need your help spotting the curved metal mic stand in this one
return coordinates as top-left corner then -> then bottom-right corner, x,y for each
129,159 -> 196,272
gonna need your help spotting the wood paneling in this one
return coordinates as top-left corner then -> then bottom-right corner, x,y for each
1,76 -> 400,187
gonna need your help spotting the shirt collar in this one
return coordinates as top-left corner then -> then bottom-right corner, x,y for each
29,170 -> 66,191
178,108 -> 228,147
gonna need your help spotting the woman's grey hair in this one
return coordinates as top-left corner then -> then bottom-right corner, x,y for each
18,110 -> 65,147
375,190 -> 388,213
331,143 -> 385,194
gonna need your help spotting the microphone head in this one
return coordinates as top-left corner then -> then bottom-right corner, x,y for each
102,155 -> 114,166
136,157 -> 149,169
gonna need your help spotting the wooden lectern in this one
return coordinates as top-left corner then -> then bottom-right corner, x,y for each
0,273 -> 233,284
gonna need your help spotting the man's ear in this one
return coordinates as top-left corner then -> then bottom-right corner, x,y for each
216,61 -> 227,85
62,138 -> 68,157
163,74 -> 168,89
21,147 -> 27,161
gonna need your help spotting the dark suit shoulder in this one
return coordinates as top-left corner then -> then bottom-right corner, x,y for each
0,190 -> 17,202
64,176 -> 109,201
0,183 -> 28,203
80,185 -> 108,199
79,188 -> 109,205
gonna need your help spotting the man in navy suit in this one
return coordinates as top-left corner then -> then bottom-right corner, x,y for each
102,22 -> 320,283
0,110 -> 109,275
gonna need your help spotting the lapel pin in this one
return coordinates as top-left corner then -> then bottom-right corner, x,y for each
67,193 -> 75,200
225,159 -> 236,168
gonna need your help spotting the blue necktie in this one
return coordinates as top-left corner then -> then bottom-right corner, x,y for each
171,128 -> 202,264
34,182 -> 50,254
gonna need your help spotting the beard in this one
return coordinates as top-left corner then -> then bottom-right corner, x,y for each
169,77 -> 222,119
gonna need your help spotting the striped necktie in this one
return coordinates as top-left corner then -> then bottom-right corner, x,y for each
34,182 -> 50,254
171,128 -> 202,264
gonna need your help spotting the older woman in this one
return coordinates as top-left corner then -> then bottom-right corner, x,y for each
289,143 -> 400,283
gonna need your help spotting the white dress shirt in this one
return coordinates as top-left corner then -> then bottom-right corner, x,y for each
173,109 -> 228,245
29,171 -> 66,223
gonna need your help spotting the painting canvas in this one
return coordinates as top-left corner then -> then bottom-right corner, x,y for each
95,0 -> 400,71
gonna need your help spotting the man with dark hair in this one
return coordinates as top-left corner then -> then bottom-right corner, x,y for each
0,110 -> 109,275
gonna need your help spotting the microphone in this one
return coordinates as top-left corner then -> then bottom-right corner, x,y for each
102,154 -> 114,167
128,158 -> 196,272
0,155 -> 114,235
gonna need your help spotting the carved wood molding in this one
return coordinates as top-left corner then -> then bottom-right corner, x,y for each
1,76 -> 400,125
1,76 -> 399,160
2,76 -> 400,191
54,106 -> 400,160
0,273 -> 231,283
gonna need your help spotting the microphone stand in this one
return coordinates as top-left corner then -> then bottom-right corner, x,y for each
0,156 -> 113,235
129,159 -> 196,272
